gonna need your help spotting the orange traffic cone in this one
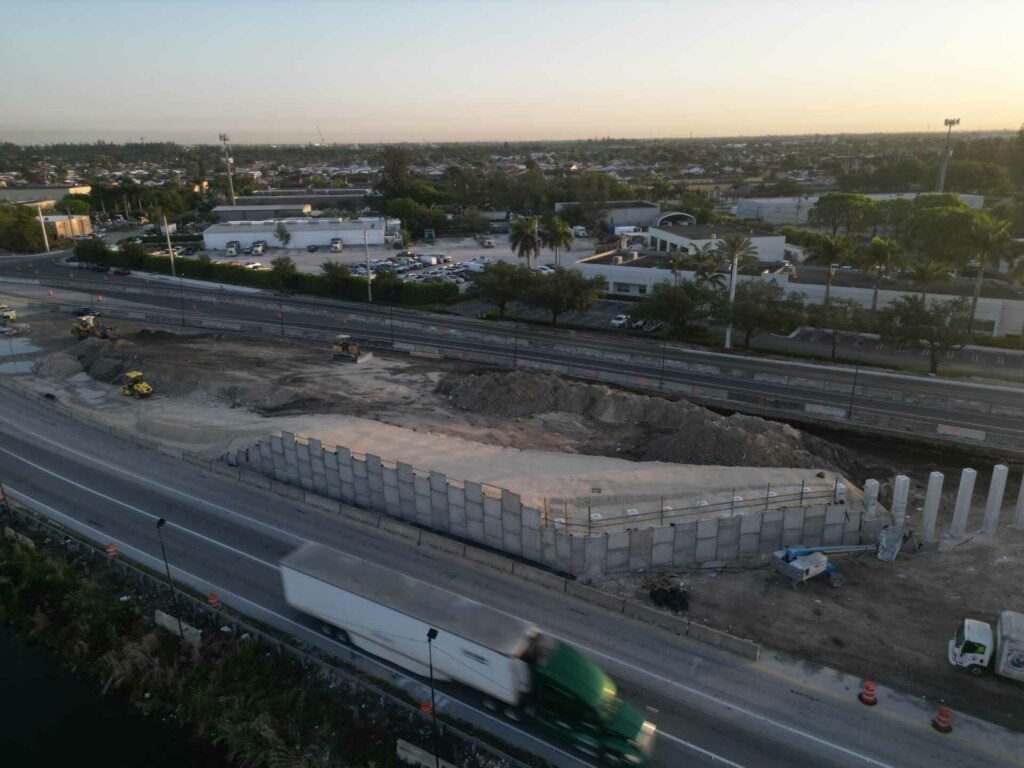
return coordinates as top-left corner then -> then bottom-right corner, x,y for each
858,680 -> 877,706
48,289 -> 54,297
932,706 -> 953,733
208,592 -> 220,609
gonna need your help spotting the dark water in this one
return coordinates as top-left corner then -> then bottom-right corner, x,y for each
0,625 -> 232,767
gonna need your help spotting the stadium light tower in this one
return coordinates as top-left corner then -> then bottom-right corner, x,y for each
219,132 -> 237,206
936,118 -> 960,193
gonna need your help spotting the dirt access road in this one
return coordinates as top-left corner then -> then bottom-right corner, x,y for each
11,305 -> 1024,729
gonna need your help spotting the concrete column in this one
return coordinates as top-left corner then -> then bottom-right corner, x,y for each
1014,471 -> 1024,530
947,468 -> 976,541
890,475 -> 910,526
981,464 -> 1009,536
862,479 -> 879,519
921,471 -> 944,543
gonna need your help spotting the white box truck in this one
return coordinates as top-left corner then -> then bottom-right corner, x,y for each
949,610 -> 1024,681
279,542 -> 655,763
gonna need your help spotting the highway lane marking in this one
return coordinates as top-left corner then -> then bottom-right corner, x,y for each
0,445 -> 276,570
654,732 -> 747,767
6,486 -> 598,768
0,413 -> 305,546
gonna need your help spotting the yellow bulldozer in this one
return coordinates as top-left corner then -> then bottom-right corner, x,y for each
332,334 -> 372,363
120,371 -> 153,398
0,305 -> 16,324
72,314 -> 115,340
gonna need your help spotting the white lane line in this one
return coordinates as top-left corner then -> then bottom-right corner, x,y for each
0,412 -> 304,545
656,731 -> 748,767
6,486 -> 596,768
0,445 -> 275,569
553,635 -> 898,768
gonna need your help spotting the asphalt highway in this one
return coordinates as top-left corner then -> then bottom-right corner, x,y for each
4,253 -> 1024,452
0,384 -> 1021,768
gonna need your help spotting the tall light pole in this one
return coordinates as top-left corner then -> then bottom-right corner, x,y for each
36,205 -> 50,252
364,230 -> 372,302
719,235 -> 742,351
426,628 -> 440,768
155,518 -> 185,640
219,133 -> 237,206
936,117 -> 960,193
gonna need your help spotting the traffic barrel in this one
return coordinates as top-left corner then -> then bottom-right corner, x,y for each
932,707 -> 953,733
105,543 -> 117,557
858,680 -> 878,706
419,701 -> 432,715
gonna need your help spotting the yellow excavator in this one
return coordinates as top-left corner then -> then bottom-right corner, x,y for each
72,314 -> 115,340
332,334 -> 372,363
120,371 -> 153,398
0,305 -> 16,324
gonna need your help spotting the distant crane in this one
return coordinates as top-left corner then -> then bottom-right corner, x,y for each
316,125 -> 325,146
219,132 -> 236,206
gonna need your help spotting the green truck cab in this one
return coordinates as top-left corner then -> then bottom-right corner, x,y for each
529,639 -> 655,764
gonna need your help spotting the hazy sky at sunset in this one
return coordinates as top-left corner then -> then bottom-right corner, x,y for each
1,0 -> 1021,144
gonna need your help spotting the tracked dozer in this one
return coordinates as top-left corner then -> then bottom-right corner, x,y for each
72,314 -> 115,340
332,334 -> 372,363
120,370 -> 153,398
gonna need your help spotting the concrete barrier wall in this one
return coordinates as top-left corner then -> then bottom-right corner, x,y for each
241,432 -> 864,577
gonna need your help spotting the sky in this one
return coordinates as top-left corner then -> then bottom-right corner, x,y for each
1,0 -> 1021,145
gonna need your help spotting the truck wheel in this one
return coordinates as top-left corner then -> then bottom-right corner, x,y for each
791,579 -> 807,592
968,665 -> 985,676
828,573 -> 846,588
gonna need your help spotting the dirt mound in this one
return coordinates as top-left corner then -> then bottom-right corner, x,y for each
440,372 -> 848,469
34,351 -> 84,378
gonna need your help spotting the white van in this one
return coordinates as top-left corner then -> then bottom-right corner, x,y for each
330,238 -> 343,253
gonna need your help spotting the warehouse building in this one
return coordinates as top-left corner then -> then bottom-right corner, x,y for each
202,217 -> 401,251
212,204 -> 312,222
647,223 -> 785,262
41,214 -> 92,240
236,188 -> 377,208
735,192 -> 985,225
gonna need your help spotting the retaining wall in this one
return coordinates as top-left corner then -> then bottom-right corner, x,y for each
243,432 -> 864,576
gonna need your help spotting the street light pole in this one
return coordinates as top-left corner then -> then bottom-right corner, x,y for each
364,230 -> 372,303
426,628 -> 440,768
936,117 -> 960,193
723,237 -> 738,350
155,518 -> 185,640
847,345 -> 863,420
219,133 -> 236,206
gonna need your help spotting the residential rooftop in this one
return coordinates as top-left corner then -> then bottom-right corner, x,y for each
654,223 -> 776,239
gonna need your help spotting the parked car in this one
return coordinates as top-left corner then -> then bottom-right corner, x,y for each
642,320 -> 663,333
610,314 -> 630,328
88,264 -> 110,273
307,245 -> 319,252
628,317 -> 645,330
113,268 -> 131,276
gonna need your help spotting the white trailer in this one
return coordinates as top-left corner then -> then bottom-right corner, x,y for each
280,543 -> 538,705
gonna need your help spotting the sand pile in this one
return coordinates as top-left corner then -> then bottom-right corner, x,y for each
440,372 -> 845,469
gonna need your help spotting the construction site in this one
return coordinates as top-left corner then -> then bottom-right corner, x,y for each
3,300 -> 1023,728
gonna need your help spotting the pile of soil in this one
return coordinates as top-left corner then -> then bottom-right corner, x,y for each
440,372 -> 855,470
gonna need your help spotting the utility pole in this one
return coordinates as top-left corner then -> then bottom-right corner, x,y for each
426,628 -> 440,768
936,118 -> 960,193
154,518 -> 185,640
721,235 -> 739,351
36,206 -> 50,252
219,133 -> 236,206
364,230 -> 372,302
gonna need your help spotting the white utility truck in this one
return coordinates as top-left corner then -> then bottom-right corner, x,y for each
948,610 -> 1024,681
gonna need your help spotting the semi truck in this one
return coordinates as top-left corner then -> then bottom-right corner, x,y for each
949,610 -> 1024,681
280,542 -> 655,764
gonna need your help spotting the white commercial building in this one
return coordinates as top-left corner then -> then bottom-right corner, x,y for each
647,223 -> 786,263
202,217 -> 401,251
735,192 -> 985,226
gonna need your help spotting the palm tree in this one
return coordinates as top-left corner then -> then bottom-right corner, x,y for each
693,271 -> 728,290
856,236 -> 903,311
965,213 -> 1011,323
905,257 -> 951,302
808,234 -> 850,307
539,215 -> 574,267
714,234 -> 758,349
509,215 -> 540,268
690,242 -> 720,274
666,253 -> 684,285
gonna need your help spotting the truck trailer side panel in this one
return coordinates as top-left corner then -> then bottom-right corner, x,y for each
280,544 -> 533,704
995,611 -> 1024,682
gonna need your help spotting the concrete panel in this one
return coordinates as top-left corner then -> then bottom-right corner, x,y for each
397,461 -> 414,483
802,511 -> 826,540
340,481 -> 356,502
738,532 -> 760,555
483,498 -> 503,548
822,523 -> 844,546
583,535 -> 608,576
555,532 -> 572,573
397,483 -> 417,521
383,484 -> 401,515
307,437 -> 323,459
697,518 -> 719,541
571,535 -> 586,575
501,491 -> 521,513
449,493 -> 467,538
628,528 -> 654,571
381,465 -> 398,488
414,487 -> 432,527
352,457 -> 367,479
323,449 -> 338,472
607,531 -> 630,572
464,480 -> 483,504
337,448 -> 354,484
431,490 -> 450,532
541,528 -> 558,569
651,526 -> 674,567
825,505 -> 847,525
740,513 -> 762,535
783,507 -> 804,530
695,536 -> 718,562
465,500 -> 485,542
522,527 -> 542,564
448,485 -> 466,510
717,518 -> 740,547
429,470 -> 447,493
672,522 -> 698,565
